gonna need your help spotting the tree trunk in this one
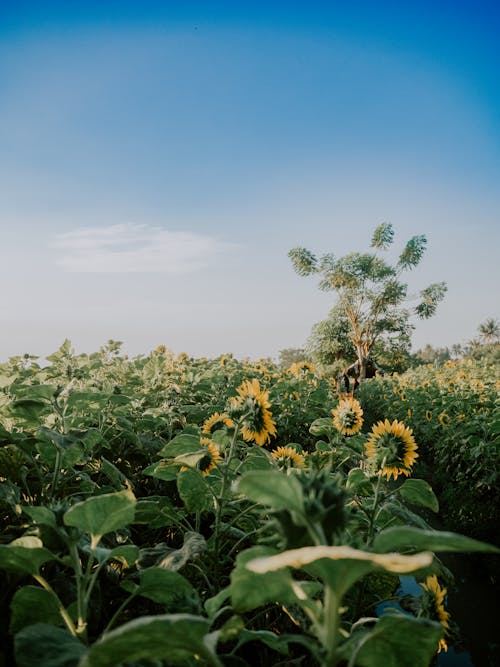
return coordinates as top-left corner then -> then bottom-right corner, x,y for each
356,346 -> 368,382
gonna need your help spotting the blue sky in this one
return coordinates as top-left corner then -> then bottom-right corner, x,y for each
1,1 -> 499,361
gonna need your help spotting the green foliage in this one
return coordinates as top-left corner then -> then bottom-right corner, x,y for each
371,222 -> 395,250
289,224 -> 447,375
63,490 -> 136,541
277,347 -> 310,368
358,358 -> 500,540
0,341 -> 497,666
288,247 -> 318,276
79,615 -> 217,667
415,282 -> 448,318
338,614 -> 443,667
14,624 -> 86,667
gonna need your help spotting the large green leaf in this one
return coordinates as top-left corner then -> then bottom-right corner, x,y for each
397,479 -> 439,512
63,490 -> 136,539
0,537 -> 56,575
339,614 -> 443,667
15,624 -> 85,667
157,432 -> 201,457
10,586 -> 65,634
78,614 -> 213,667
230,546 -> 298,612
246,545 -> 433,597
23,506 -> 57,529
143,459 -> 179,481
8,400 -> 49,423
237,470 -> 304,514
373,526 -> 500,554
235,629 -> 297,656
121,567 -> 198,606
10,384 -> 57,402
177,468 -> 212,512
238,447 -> 271,472
309,417 -> 335,437
108,545 -> 139,569
36,441 -> 85,468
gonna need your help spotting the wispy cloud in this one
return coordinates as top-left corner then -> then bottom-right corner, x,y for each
52,224 -> 234,273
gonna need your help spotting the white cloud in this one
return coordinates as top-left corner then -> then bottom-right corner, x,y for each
52,223 -> 234,273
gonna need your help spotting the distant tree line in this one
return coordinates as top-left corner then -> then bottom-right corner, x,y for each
279,317 -> 499,373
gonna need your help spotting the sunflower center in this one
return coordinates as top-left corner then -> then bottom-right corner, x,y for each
198,454 -> 213,472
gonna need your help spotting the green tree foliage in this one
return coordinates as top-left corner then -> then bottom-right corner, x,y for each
477,317 -> 500,345
289,223 -> 447,378
413,344 -> 451,365
277,347 -> 310,369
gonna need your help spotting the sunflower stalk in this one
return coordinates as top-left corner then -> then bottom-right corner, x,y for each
213,422 -> 241,570
32,574 -> 79,639
322,584 -> 341,667
366,458 -> 386,547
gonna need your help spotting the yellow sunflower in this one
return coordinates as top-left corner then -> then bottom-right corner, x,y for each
421,575 -> 450,653
271,446 -> 306,468
202,412 -> 235,435
332,397 -> 364,436
287,361 -> 315,377
231,378 -> 277,446
198,439 -> 222,476
438,413 -> 450,427
365,419 -> 418,480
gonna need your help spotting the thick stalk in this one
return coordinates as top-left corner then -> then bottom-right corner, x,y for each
50,447 -> 62,500
323,585 -> 340,667
213,425 -> 240,567
366,462 -> 385,546
69,542 -> 87,637
33,574 -> 79,639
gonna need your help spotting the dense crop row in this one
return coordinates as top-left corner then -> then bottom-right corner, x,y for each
0,341 -> 498,667
359,358 -> 500,542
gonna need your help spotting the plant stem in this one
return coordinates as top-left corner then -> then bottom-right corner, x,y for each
103,591 -> 138,633
50,447 -> 62,500
33,574 -> 79,639
69,542 -> 87,637
323,585 -> 340,667
213,425 -> 240,565
366,461 -> 386,546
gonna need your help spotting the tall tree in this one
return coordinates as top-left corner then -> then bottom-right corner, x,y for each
288,223 -> 447,381
477,318 -> 500,345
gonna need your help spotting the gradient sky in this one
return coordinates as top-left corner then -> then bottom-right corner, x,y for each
1,1 -> 499,361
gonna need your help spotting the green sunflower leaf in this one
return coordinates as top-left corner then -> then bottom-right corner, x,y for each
374,526 -> 500,554
14,623 -> 86,667
230,546 -> 297,612
78,614 -> 213,667
309,417 -> 335,437
63,490 -> 136,539
177,468 -> 212,512
0,537 -> 56,575
157,433 -> 201,457
10,586 -> 65,634
397,479 -> 439,512
121,567 -> 198,607
338,614 -> 443,667
237,470 -> 304,514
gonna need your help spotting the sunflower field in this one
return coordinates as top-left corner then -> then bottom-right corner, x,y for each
0,341 -> 498,667
358,358 -> 500,542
